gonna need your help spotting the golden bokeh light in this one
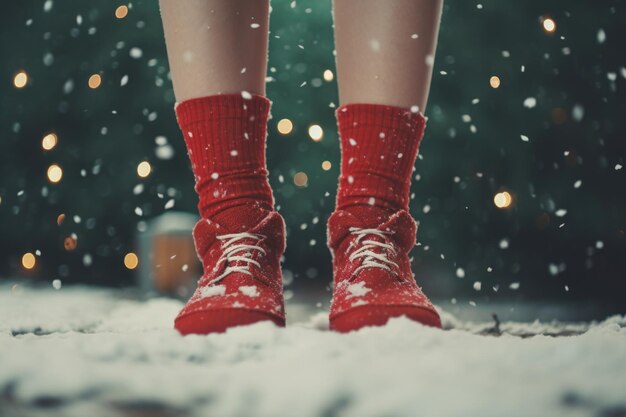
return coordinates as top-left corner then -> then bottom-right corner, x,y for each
64,236 -> 78,251
277,118 -> 293,135
323,69 -> 334,82
124,252 -> 139,269
293,171 -> 308,187
115,5 -> 129,19
42,133 -> 58,151
22,253 -> 36,270
14,71 -> 28,88
321,160 -> 332,171
542,17 -> 556,33
137,161 -> 152,178
47,164 -> 63,183
308,124 -> 323,142
489,76 -> 501,89
88,74 -> 102,89
494,191 -> 513,209
57,213 -> 66,225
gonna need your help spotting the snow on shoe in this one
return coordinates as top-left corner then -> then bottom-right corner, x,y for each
327,208 -> 441,332
175,210 -> 286,335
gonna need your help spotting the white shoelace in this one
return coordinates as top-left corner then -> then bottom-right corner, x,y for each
210,232 -> 266,284
348,227 -> 398,275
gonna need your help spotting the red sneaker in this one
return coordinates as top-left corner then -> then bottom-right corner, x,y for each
174,210 -> 286,335
327,208 -> 441,333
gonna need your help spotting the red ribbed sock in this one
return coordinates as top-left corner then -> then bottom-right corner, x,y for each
335,103 -> 426,224
175,94 -> 274,230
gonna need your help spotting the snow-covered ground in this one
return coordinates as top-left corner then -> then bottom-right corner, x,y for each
1,283 -> 625,417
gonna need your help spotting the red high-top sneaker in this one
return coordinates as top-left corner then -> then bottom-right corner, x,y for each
327,208 -> 441,333
174,209 -> 286,335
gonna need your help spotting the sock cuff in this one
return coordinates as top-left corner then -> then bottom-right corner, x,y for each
175,93 -> 271,128
336,103 -> 426,137
335,103 -> 427,212
174,93 -> 274,220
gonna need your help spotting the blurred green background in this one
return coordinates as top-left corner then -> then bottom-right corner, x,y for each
1,0 -> 625,307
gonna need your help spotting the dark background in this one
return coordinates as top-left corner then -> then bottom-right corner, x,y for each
1,0 -> 625,308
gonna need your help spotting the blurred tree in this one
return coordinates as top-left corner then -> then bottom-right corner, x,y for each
1,0 -> 625,307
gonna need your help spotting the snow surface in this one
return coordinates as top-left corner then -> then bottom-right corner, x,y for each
1,283 -> 625,417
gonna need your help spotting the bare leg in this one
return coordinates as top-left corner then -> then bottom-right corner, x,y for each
332,0 -> 443,111
159,0 -> 269,102
160,1 -> 284,335
327,0 -> 444,332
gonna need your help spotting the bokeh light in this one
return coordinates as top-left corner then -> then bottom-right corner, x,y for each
137,161 -> 152,178
494,191 -> 513,209
323,69 -> 334,82
42,133 -> 58,151
489,76 -> 501,89
124,252 -> 139,269
115,5 -> 129,19
277,118 -> 293,135
308,124 -> 323,142
88,74 -> 102,89
321,160 -> 332,171
13,71 -> 28,88
542,17 -> 556,33
22,252 -> 36,270
293,172 -> 308,187
47,164 -> 63,183
64,236 -> 78,251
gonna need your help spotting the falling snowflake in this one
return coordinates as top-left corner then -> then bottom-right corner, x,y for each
523,97 -> 537,108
